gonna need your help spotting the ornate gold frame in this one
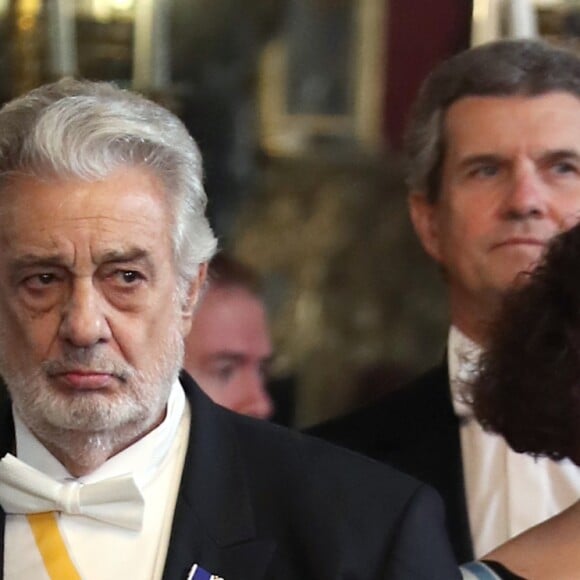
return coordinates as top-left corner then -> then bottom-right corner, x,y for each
259,0 -> 387,157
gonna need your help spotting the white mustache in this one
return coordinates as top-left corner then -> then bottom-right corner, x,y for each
41,351 -> 134,382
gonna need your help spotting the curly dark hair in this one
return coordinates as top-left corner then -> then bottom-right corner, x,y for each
472,224 -> 580,464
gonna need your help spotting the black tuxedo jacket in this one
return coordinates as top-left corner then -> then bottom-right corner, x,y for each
308,363 -> 473,564
0,372 -> 459,579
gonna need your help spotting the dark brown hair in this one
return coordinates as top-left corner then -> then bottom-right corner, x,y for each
208,253 -> 261,295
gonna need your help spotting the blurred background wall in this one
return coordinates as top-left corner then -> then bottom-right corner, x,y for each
0,0 -> 475,425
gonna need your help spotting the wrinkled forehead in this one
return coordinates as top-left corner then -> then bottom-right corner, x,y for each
0,168 -> 174,263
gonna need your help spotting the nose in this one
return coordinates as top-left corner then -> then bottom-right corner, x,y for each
501,163 -> 547,220
248,386 -> 275,420
58,278 -> 111,348
243,373 -> 275,420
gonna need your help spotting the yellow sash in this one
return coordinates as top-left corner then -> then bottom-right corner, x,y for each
27,513 -> 82,580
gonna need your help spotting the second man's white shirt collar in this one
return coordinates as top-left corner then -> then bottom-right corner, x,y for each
448,326 -> 482,419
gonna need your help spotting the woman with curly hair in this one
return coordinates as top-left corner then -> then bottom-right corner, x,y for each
460,223 -> 580,579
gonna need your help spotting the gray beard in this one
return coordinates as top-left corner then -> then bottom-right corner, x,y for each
2,329 -> 185,473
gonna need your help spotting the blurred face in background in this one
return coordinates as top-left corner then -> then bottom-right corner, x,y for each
184,285 -> 274,419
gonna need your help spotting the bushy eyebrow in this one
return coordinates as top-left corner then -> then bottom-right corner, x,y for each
539,149 -> 580,165
458,149 -> 580,170
8,254 -> 66,271
8,247 -> 154,273
456,154 -> 504,171
208,352 -> 275,365
98,248 -> 151,265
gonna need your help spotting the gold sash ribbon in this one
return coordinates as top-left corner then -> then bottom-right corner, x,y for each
27,513 -> 82,580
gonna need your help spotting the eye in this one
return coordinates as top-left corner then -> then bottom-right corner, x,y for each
552,161 -> 578,175
216,363 -> 235,382
107,269 -> 146,288
208,360 -> 238,384
469,164 -> 499,178
22,272 -> 59,290
118,270 -> 144,284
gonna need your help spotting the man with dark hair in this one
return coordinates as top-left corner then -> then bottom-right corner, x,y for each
310,39 -> 580,563
184,254 -> 275,419
0,78 -> 459,578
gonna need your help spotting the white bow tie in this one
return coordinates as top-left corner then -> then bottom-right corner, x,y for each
0,454 -> 144,531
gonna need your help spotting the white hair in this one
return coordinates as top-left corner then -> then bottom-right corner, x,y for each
0,78 -> 217,285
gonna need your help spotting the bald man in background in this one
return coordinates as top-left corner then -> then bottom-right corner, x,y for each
184,254 -> 275,419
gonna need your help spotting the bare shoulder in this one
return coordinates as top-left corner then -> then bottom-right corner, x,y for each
485,500 -> 580,579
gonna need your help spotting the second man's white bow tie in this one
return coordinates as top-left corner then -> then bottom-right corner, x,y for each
0,453 -> 144,531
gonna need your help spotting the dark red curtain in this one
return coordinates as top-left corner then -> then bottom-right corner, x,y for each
383,0 -> 473,149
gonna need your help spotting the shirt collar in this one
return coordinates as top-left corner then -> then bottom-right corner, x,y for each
448,326 -> 482,418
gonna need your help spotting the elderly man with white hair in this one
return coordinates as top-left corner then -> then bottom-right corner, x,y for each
0,79 -> 458,579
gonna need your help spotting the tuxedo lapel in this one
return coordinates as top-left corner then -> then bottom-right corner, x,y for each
0,383 -> 15,580
310,362 -> 473,563
162,374 -> 276,580
379,364 -> 473,562
417,366 -> 472,563
0,376 -> 274,580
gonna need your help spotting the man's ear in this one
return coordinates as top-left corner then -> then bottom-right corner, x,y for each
408,191 -> 443,263
180,262 -> 208,336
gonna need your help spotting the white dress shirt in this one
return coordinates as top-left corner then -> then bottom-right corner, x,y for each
5,380 -> 191,580
449,326 -> 580,558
